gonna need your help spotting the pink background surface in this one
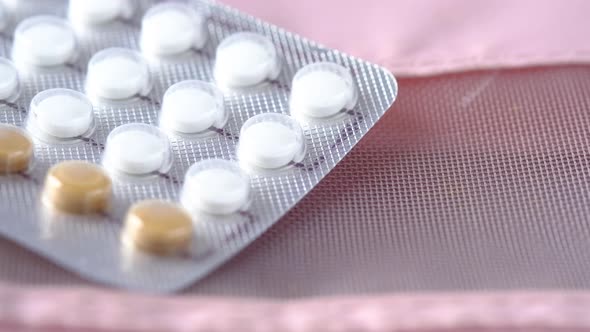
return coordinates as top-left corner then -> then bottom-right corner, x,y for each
221,0 -> 590,76
4,1 -> 590,331
1,284 -> 590,332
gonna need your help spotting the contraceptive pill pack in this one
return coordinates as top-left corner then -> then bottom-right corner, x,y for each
0,0 -> 397,292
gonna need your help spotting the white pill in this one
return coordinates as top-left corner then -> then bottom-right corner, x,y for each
104,124 -> 170,175
0,58 -> 18,100
239,113 -> 305,169
161,80 -> 225,134
86,48 -> 150,100
13,16 -> 77,66
30,89 -> 94,139
69,0 -> 133,25
290,62 -> 357,118
214,32 -> 280,88
182,160 -> 250,215
141,3 -> 206,56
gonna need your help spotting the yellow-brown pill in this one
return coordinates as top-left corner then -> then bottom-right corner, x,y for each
42,161 -> 112,214
0,125 -> 33,174
122,200 -> 194,256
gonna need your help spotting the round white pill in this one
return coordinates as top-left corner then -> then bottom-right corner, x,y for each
141,3 -> 206,56
182,159 -> 250,215
239,113 -> 305,169
214,32 -> 280,88
104,124 -> 170,175
161,80 -> 225,134
30,89 -> 94,139
290,62 -> 357,118
69,0 -> 133,25
0,58 -> 18,100
13,16 -> 77,66
86,48 -> 150,100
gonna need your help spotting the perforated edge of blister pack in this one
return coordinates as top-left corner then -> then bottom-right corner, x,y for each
0,0 -> 397,292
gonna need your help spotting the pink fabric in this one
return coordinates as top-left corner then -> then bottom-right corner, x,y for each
1,284 -> 590,332
221,0 -> 590,76
4,2 -> 590,332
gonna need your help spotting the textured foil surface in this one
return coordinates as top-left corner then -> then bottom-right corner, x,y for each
0,0 -> 397,292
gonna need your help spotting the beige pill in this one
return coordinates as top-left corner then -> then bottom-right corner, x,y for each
0,125 -> 33,174
42,161 -> 112,214
123,200 -> 193,255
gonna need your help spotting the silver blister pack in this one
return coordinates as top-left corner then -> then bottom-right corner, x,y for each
0,0 -> 397,292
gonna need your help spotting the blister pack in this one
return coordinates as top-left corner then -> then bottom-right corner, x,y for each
0,0 -> 397,292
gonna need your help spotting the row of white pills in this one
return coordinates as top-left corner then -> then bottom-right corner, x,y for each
6,44 -> 357,121
0,1 -> 359,217
3,0 -> 358,118
0,54 -> 311,171
84,47 -> 357,120
1,79 -> 306,216
24,87 -> 307,172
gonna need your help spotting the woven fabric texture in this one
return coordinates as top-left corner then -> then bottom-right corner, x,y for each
1,65 -> 589,297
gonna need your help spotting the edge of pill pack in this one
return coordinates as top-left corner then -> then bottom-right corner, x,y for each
0,0 -> 398,292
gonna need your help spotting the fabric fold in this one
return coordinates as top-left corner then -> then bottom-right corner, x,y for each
221,0 -> 590,76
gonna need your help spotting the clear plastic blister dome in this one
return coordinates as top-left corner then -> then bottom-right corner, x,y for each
86,48 -> 152,102
12,15 -> 78,68
290,62 -> 358,121
160,80 -> 227,136
214,32 -> 281,89
182,159 -> 251,216
103,123 -> 172,177
27,89 -> 95,142
238,113 -> 306,171
140,2 -> 207,57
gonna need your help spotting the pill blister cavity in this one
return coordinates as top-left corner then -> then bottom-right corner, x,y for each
182,159 -> 250,215
104,123 -> 171,176
0,124 -> 33,174
290,62 -> 358,119
42,161 -> 112,214
29,89 -> 94,140
0,58 -> 19,100
122,200 -> 194,255
86,48 -> 151,101
238,113 -> 306,170
141,2 -> 207,56
160,80 -> 226,134
69,0 -> 134,26
13,16 -> 77,67
214,32 -> 280,88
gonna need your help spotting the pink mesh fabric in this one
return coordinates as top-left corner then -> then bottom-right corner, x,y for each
2,66 -> 590,298
2,0 -> 590,330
